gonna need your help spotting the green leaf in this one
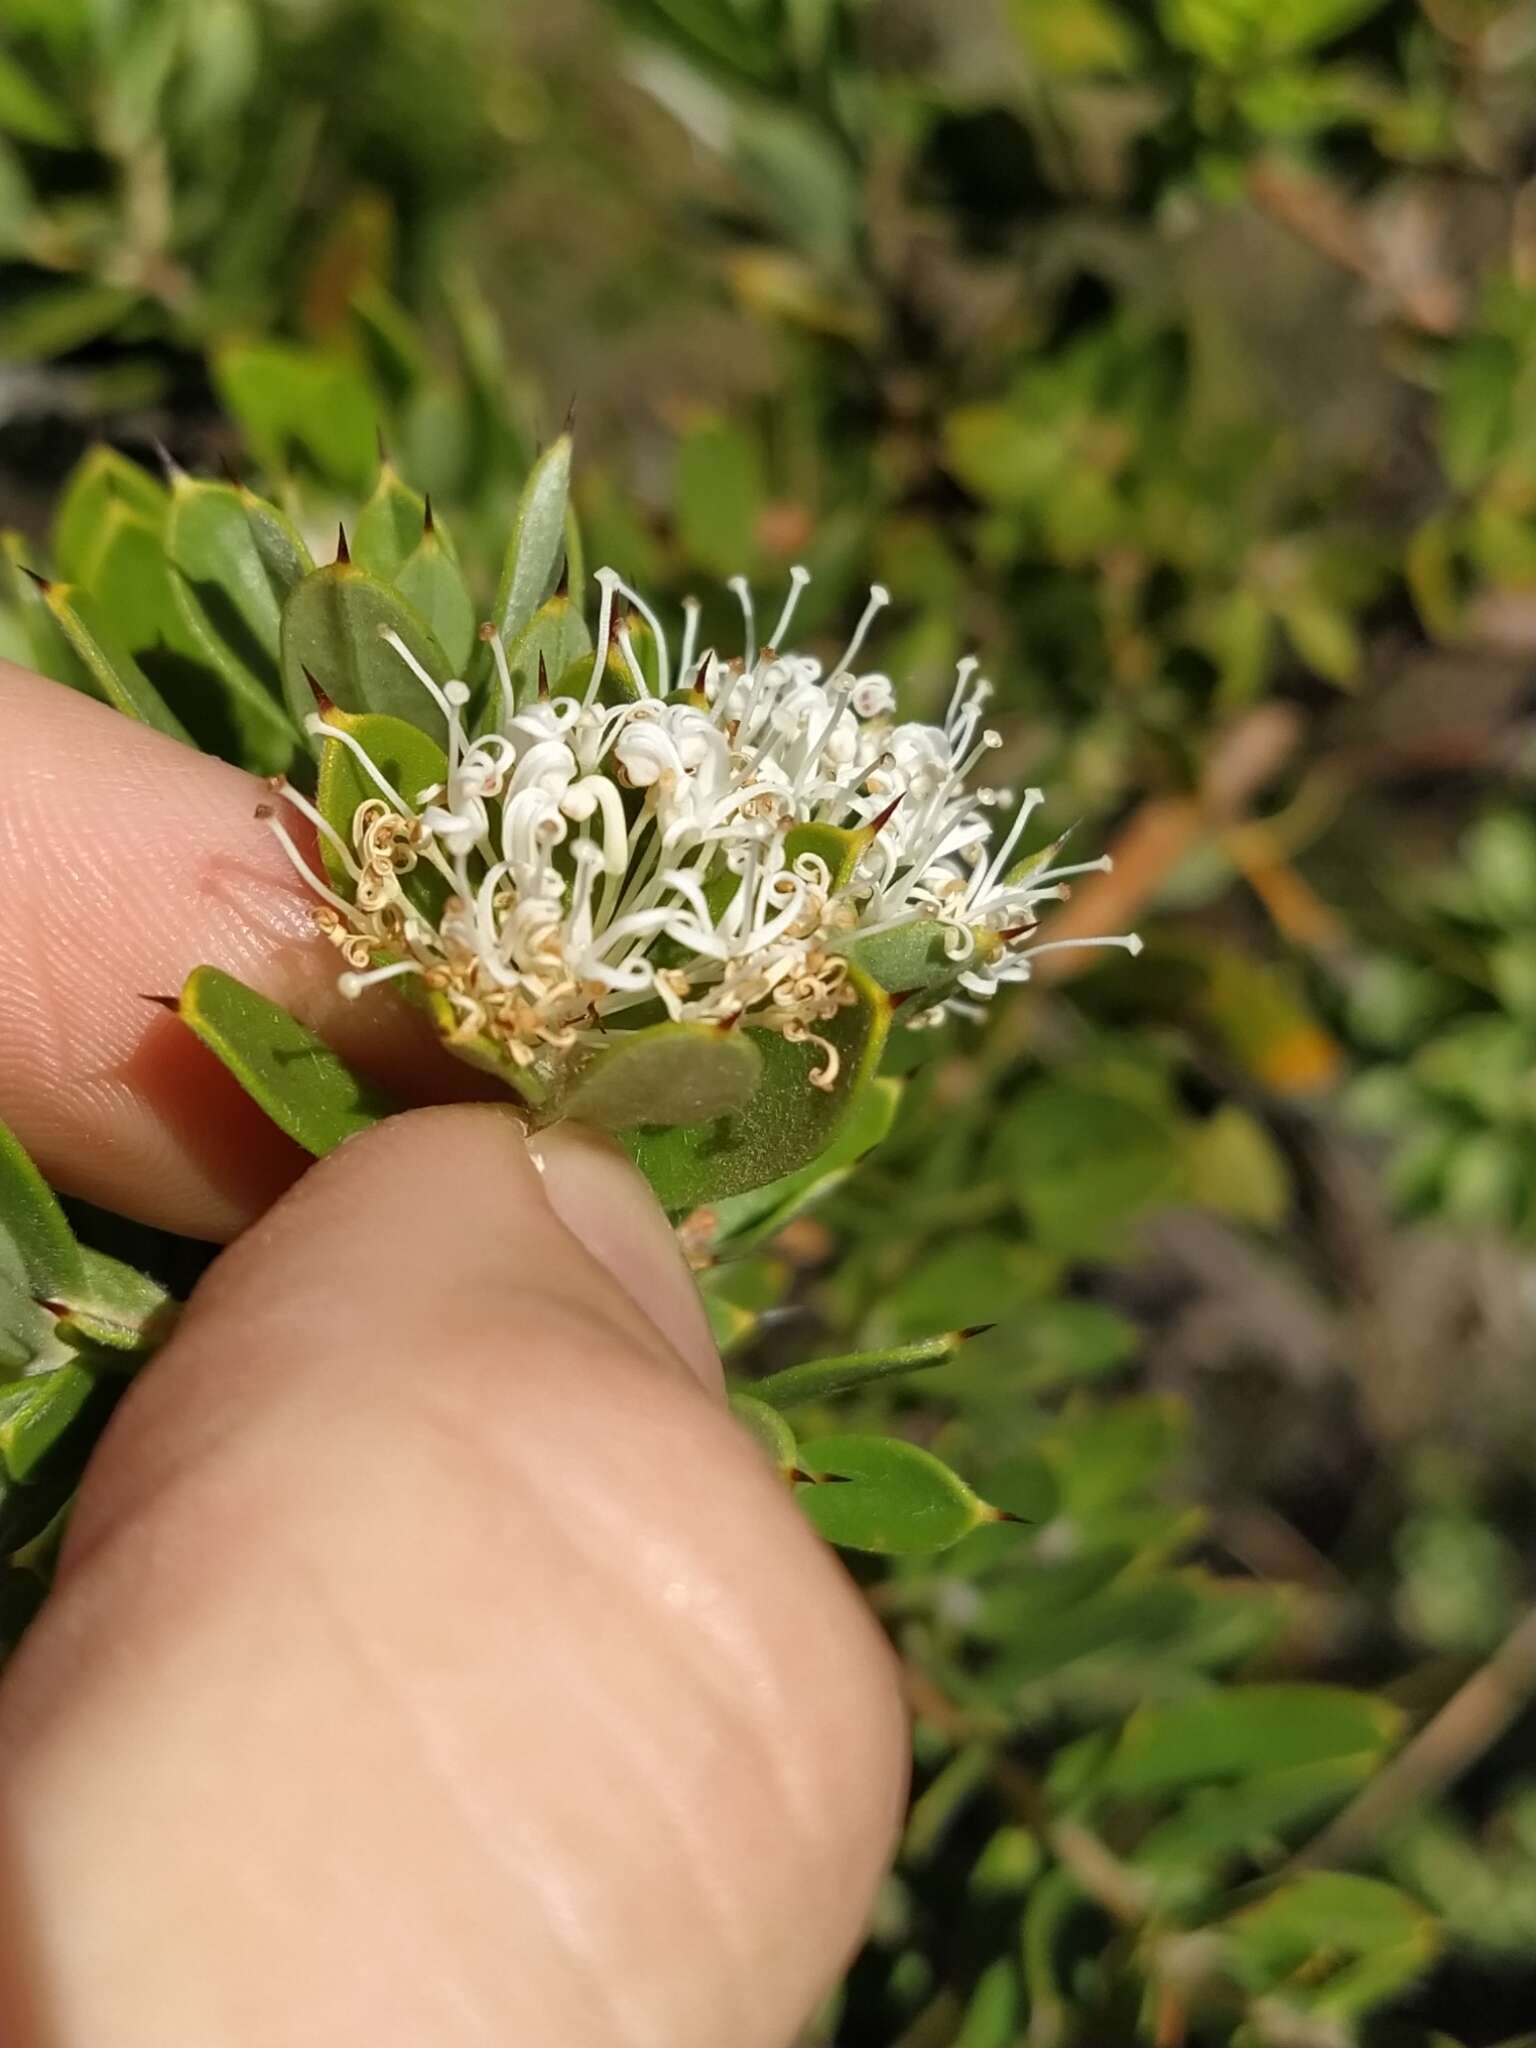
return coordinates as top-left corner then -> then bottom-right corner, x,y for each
0,44 -> 78,146
993,1083 -> 1182,1255
675,417 -> 765,579
51,1250 -> 175,1360
279,562 -> 453,748
352,464 -> 430,580
729,1392 -> 797,1474
883,1233 -> 1050,1337
1009,0 -> 1143,74
167,477 -> 313,739
1133,1756 -> 1378,1878
704,1075 -> 901,1250
985,1577 -> 1199,1688
213,340 -> 378,494
494,596 -> 591,717
841,916 -> 965,1008
177,967 -> 398,1157
1220,1873 -> 1437,2005
0,1363 -> 95,1482
1464,810 -> 1536,924
626,967 -> 891,1208
1102,1684 -> 1403,1796
1441,333 -> 1517,490
558,1025 -> 763,1131
396,523 -> 476,676
67,503 -> 179,661
314,706 -> 449,908
784,820 -> 866,892
3,532 -> 94,694
52,446 -> 166,583
40,582 -> 193,743
0,284 -> 135,362
1158,0 -> 1390,66
798,1434 -> 989,1555
488,433 -> 572,650
0,1119 -> 81,1305
751,1332 -> 965,1410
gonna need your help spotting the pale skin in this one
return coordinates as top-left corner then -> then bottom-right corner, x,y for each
0,663 -> 908,2046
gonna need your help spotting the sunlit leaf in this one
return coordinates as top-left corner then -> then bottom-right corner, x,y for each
177,966 -> 397,1156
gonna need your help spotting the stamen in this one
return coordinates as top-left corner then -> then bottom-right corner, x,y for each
262,812 -> 360,917
976,786 -> 1045,899
832,583 -> 889,678
339,960 -> 423,1000
679,596 -> 702,681
727,575 -> 756,664
270,779 -> 360,877
769,564 -> 812,648
585,568 -> 620,705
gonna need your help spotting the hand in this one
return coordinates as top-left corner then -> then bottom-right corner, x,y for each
0,666 -> 907,2047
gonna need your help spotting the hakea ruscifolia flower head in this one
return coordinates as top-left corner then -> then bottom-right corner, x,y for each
261,565 -> 1139,1132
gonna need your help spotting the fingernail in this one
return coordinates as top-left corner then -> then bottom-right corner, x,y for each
528,1126 -> 721,1391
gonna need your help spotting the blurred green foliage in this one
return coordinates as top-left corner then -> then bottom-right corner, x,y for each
7,0 -> 1536,2040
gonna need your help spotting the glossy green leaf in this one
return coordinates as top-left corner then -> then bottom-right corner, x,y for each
166,477 -> 312,739
279,562 -> 453,748
177,967 -> 398,1157
1103,1684 -> 1404,1796
41,582 -> 192,743
729,1392 -> 797,1475
489,433 -> 572,649
627,966 -> 891,1208
751,1331 -> 964,1410
0,1117 -> 82,1301
797,1434 -> 988,1555
557,1025 -> 763,1131
0,1363 -> 95,1482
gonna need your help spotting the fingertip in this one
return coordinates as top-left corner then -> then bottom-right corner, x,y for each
530,1123 -> 722,1392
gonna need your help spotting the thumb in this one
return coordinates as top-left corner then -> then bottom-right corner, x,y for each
0,1107 -> 907,2048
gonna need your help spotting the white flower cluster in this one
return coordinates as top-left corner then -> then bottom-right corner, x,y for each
265,568 -> 1139,1090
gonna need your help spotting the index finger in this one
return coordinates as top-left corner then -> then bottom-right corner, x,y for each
0,663 -> 484,1239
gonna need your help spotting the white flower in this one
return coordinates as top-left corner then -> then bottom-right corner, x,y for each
263,566 -> 1140,1091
